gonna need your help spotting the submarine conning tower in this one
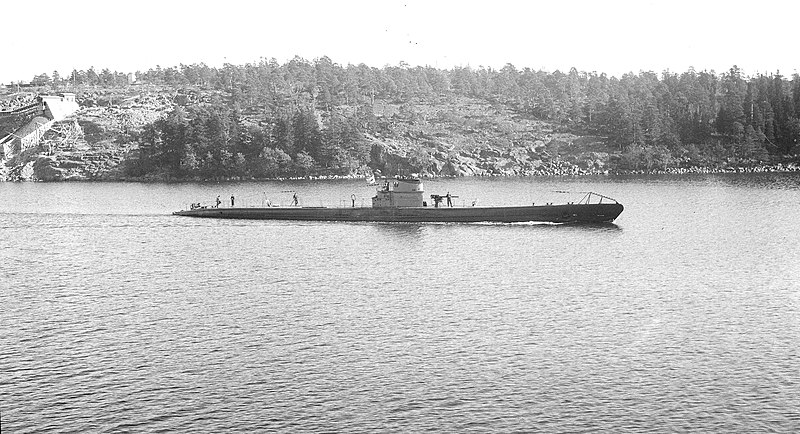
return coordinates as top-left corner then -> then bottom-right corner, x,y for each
372,177 -> 424,208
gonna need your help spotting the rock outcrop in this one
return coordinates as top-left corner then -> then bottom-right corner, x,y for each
1,89 -> 171,181
367,132 -> 611,177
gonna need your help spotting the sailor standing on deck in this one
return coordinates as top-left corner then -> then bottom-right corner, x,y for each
231,195 -> 235,207
446,192 -> 452,207
216,196 -> 221,208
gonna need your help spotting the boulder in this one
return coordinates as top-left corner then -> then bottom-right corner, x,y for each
479,147 -> 502,159
19,162 -> 35,180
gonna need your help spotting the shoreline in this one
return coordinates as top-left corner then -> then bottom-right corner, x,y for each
5,162 -> 798,183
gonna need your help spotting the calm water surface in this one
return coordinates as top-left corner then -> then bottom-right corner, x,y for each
1,174 -> 799,432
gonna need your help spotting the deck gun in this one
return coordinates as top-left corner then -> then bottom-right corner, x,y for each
430,194 -> 459,207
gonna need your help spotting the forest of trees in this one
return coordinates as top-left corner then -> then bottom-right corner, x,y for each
33,58 -> 800,178
123,101 -> 372,179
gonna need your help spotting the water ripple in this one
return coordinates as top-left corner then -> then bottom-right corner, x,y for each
2,176 -> 800,432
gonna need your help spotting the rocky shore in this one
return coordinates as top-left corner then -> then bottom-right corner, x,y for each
3,87 -> 799,182
4,125 -> 799,182
611,162 -> 800,176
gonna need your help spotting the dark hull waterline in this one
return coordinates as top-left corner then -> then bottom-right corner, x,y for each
173,203 -> 624,224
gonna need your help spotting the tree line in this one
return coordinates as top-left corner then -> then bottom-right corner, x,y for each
31,57 -> 800,177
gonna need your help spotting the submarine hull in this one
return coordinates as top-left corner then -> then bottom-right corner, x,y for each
173,203 -> 624,224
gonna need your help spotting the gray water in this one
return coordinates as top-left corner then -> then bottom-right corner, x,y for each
1,174 -> 799,432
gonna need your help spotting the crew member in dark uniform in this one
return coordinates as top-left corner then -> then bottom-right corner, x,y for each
231,195 -> 235,207
446,192 -> 452,207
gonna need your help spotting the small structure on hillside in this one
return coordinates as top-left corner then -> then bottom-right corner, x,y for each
0,93 -> 79,159
41,93 -> 78,121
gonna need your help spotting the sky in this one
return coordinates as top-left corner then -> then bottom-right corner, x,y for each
2,0 -> 797,84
